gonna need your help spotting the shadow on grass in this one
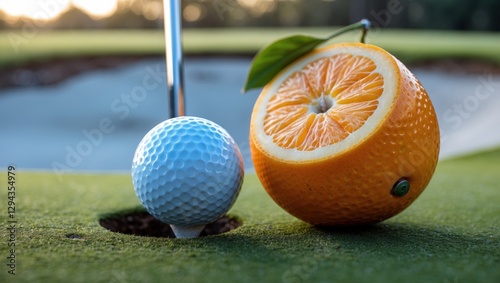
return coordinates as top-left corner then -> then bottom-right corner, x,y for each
200,220 -> 495,260
97,206 -> 496,262
310,221 -> 496,255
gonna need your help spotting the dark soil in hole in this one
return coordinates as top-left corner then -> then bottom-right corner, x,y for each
99,210 -> 241,238
66,233 -> 83,239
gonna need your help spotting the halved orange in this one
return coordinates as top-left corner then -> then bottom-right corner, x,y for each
250,42 -> 440,226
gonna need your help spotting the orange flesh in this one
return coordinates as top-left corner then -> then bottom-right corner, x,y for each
264,54 -> 384,151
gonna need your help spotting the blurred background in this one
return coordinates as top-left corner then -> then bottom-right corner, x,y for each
1,0 -> 499,174
0,0 -> 499,30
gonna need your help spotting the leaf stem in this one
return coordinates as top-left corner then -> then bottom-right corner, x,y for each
326,18 -> 371,43
360,19 -> 371,43
242,19 -> 372,92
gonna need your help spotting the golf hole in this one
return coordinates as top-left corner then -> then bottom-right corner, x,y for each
99,209 -> 242,238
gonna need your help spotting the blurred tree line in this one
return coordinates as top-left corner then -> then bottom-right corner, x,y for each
0,0 -> 498,31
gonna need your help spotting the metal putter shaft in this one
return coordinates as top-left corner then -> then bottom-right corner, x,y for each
164,0 -> 205,238
164,0 -> 185,118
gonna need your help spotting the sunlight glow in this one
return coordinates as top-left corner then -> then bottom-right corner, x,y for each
72,0 -> 117,19
0,0 -> 118,20
237,0 -> 276,17
0,0 -> 71,20
183,4 -> 203,22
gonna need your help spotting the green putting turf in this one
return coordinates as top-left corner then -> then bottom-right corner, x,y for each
1,148 -> 499,282
1,28 -> 500,68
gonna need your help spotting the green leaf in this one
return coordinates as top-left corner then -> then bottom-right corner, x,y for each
242,35 -> 326,92
242,19 -> 371,93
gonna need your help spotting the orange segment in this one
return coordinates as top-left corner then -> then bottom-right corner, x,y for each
331,55 -> 377,96
336,72 -> 384,103
250,43 -> 440,226
299,114 -> 347,151
263,53 -> 385,151
329,100 -> 379,133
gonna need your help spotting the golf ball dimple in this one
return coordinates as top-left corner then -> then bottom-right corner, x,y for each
131,116 -> 244,227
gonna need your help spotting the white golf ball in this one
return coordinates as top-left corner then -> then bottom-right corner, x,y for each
131,116 -> 244,229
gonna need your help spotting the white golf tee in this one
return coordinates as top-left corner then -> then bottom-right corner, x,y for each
170,224 -> 206,238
